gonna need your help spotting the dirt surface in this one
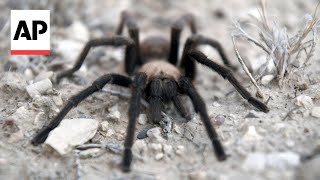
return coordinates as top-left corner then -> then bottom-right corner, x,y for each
0,0 -> 320,179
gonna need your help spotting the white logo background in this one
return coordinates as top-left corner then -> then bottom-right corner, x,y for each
11,10 -> 50,54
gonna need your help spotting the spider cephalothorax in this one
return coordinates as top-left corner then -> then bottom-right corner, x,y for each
31,11 -> 269,172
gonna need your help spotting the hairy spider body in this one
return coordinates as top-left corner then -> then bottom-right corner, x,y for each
32,11 -> 269,172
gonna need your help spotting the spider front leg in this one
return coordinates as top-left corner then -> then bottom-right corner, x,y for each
116,11 -> 141,65
178,77 -> 227,161
180,34 -> 237,80
56,36 -> 136,83
168,13 -> 197,65
122,72 -> 147,172
186,50 -> 269,113
31,74 -> 132,145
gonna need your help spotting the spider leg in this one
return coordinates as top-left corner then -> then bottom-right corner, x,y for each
186,50 -> 269,113
122,72 -> 147,172
180,34 -> 237,80
168,13 -> 197,65
56,36 -> 136,83
31,73 -> 132,145
116,11 -> 141,65
148,79 -> 163,123
178,76 -> 227,161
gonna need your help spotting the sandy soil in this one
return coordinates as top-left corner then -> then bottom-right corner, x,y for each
0,0 -> 320,179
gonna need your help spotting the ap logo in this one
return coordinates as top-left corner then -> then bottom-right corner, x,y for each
11,10 -> 50,55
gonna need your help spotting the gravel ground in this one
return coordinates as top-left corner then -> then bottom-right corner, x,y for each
1,0 -> 320,179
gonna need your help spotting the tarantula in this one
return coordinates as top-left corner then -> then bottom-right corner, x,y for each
31,11 -> 269,172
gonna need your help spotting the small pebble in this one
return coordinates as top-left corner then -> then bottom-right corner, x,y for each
261,74 -> 275,86
295,95 -> 313,109
212,101 -> 221,107
149,143 -> 163,153
147,127 -> 163,142
52,94 -> 64,106
115,130 -> 125,141
242,126 -> 263,142
155,153 -> 164,160
106,129 -> 115,137
211,114 -> 225,126
100,121 -> 109,132
175,145 -> 185,156
137,128 -> 149,139
26,78 -> 53,98
138,114 -> 148,125
133,140 -> 147,155
163,144 -> 174,158
24,68 -> 34,81
311,107 -> 320,118
173,124 -> 182,134
189,170 -> 207,180
107,105 -> 121,122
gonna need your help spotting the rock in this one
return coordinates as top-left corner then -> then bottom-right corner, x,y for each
149,143 -> 163,153
137,128 -> 149,139
163,144 -> 174,158
173,124 -> 182,134
52,94 -> 64,106
107,105 -> 121,122
155,153 -> 164,160
296,156 -> 320,180
133,140 -> 148,156
189,170 -> 207,180
242,126 -> 263,142
106,129 -> 115,137
243,152 -> 266,171
115,130 -> 125,141
175,145 -> 185,156
261,74 -> 275,86
212,101 -> 221,107
24,68 -> 34,81
147,127 -> 163,142
295,95 -> 313,109
311,107 -> 320,118
266,152 -> 300,170
100,121 -> 109,131
26,78 -> 52,98
138,114 -> 148,125
44,118 -> 99,155
34,71 -> 54,82
211,114 -> 225,126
